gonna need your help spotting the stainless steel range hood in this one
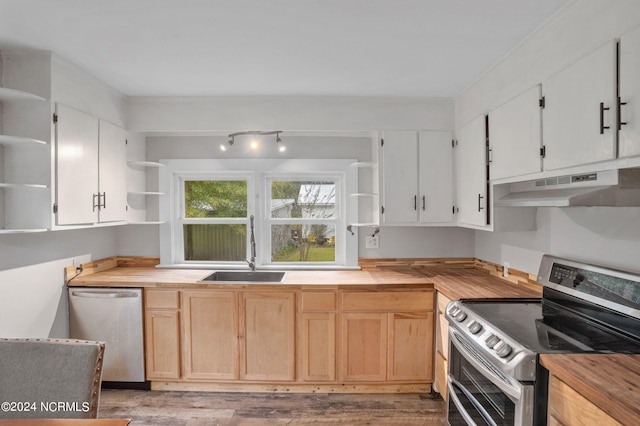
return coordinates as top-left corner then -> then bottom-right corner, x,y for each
495,169 -> 640,207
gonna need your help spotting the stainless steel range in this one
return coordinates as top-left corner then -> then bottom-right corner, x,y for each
445,254 -> 640,426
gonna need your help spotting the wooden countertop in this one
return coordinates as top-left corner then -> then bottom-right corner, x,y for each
426,267 -> 542,299
68,266 -> 436,290
540,354 -> 640,426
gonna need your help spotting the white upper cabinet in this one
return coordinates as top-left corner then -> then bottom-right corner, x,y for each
381,131 -> 419,224
542,40 -> 617,171
418,131 -> 454,224
98,120 -> 127,223
55,104 -> 99,225
456,116 -> 489,229
619,25 -> 640,159
380,131 -> 454,226
489,85 -> 543,180
55,104 -> 127,226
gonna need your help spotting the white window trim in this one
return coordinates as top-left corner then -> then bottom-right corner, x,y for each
262,173 -> 343,268
176,171 -> 254,266
158,159 -> 358,269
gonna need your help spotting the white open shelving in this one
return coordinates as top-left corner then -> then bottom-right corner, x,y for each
348,158 -> 380,235
0,86 -> 51,233
126,161 -> 166,225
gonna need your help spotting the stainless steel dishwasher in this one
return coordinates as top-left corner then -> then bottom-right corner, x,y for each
69,287 -> 147,387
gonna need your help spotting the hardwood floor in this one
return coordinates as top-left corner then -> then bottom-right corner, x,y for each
99,389 -> 447,425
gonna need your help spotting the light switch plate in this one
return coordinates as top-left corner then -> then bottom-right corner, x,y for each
366,234 -> 379,249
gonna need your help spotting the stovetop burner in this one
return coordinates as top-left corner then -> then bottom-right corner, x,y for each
445,255 -> 640,381
464,298 -> 640,354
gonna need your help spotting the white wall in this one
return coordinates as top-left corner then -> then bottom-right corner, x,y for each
0,51 -> 127,337
0,228 -> 118,337
457,0 -> 640,274
112,132 -> 475,259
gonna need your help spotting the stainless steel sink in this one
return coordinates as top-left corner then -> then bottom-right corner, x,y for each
199,271 -> 286,283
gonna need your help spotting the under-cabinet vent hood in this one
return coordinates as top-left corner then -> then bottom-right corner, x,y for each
495,169 -> 640,207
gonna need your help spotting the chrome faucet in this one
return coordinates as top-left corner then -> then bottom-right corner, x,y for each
247,215 -> 256,271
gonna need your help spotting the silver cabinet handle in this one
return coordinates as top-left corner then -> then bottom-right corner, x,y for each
71,290 -> 139,298
422,195 -> 426,211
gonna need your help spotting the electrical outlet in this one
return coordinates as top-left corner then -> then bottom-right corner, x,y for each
503,262 -> 510,278
366,234 -> 379,249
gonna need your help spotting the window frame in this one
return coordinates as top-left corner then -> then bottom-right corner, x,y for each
159,159 -> 358,269
263,173 -> 343,267
174,171 -> 254,266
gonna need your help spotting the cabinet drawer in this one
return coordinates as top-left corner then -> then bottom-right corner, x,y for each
302,292 -> 336,311
548,375 -> 622,426
145,289 -> 180,309
341,291 -> 434,312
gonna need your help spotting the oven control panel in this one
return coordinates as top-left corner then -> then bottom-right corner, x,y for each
445,300 -> 537,381
549,263 -> 579,284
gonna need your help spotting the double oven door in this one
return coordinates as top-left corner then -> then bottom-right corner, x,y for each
447,329 -> 534,426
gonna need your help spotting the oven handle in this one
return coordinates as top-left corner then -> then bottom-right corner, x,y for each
450,328 -> 522,401
448,374 -> 498,426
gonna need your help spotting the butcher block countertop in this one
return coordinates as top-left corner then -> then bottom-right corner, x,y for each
67,266 -> 437,290
424,268 -> 542,299
540,354 -> 640,425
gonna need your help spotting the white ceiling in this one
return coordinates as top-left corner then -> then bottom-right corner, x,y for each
0,0 -> 570,98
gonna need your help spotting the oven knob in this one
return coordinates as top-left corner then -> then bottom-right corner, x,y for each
485,334 -> 500,348
450,308 -> 467,322
468,320 -> 483,334
494,341 -> 512,358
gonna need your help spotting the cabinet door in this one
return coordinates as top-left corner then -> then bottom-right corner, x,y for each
55,104 -> 99,225
456,116 -> 488,228
542,41 -> 617,170
619,25 -> 640,158
97,120 -> 127,223
240,292 -> 295,381
381,131 -> 419,224
182,291 -> 238,380
419,131 -> 454,224
387,312 -> 433,381
340,313 -> 387,381
300,312 -> 336,382
489,85 -> 543,180
145,310 -> 181,380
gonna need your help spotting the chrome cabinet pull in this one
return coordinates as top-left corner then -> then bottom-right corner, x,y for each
422,195 -> 426,211
92,193 -> 100,212
413,195 -> 417,211
477,194 -> 484,212
600,102 -> 611,134
618,97 -> 628,130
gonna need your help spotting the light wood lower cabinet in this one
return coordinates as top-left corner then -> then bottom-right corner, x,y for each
240,292 -> 296,381
182,290 -> 238,380
340,291 -> 435,383
547,374 -> 621,426
144,289 -> 181,380
434,291 -> 452,397
299,291 -> 337,382
144,287 -> 434,388
388,312 -> 434,381
341,313 -> 388,381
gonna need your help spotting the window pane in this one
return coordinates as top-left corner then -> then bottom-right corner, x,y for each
184,224 -> 246,261
271,224 -> 336,262
185,180 -> 247,218
271,181 -> 336,219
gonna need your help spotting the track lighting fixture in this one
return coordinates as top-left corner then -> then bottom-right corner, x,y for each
220,131 -> 285,152
220,136 -> 235,151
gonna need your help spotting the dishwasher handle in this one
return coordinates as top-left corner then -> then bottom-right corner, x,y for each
71,290 -> 140,299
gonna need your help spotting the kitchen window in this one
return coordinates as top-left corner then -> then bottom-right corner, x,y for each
159,159 -> 358,269
181,178 -> 250,262
267,178 -> 338,264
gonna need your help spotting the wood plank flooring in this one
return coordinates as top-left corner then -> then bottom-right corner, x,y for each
99,389 -> 447,425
